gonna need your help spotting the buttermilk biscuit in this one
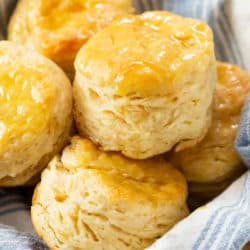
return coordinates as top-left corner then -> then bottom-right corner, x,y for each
8,0 -> 134,78
170,62 -> 250,196
73,11 -> 216,159
0,41 -> 72,186
32,136 -> 188,250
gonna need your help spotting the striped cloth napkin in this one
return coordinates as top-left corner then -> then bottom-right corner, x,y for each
0,0 -> 249,249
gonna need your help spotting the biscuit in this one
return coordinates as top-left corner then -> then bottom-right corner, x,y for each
170,62 -> 250,197
73,11 -> 216,159
32,136 -> 188,250
8,0 -> 134,78
0,41 -> 72,186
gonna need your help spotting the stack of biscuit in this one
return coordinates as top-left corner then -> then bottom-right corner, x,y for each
0,0 -> 247,249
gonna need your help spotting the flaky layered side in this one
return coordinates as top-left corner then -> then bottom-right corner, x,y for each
170,62 -> 250,196
32,136 -> 188,250
73,11 -> 216,159
0,41 -> 73,186
8,0 -> 134,78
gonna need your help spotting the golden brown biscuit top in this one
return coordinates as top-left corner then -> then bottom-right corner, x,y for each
37,0 -> 132,28
28,0 -> 134,62
0,41 -> 68,155
38,0 -> 133,28
59,136 -> 187,203
75,11 -> 214,97
215,62 -> 250,118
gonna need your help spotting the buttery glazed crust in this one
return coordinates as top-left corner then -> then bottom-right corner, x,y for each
171,62 -> 250,190
32,136 -> 188,250
8,0 -> 134,78
73,11 -> 216,159
0,41 -> 73,186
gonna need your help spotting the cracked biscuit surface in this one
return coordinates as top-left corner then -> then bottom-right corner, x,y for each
8,0 -> 134,78
32,136 -> 188,250
73,11 -> 216,159
0,41 -> 73,186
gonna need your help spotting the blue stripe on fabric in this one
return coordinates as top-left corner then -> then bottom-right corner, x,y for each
230,217 -> 250,250
213,174 -> 250,249
192,173 -> 249,250
235,95 -> 250,167
203,173 -> 250,250
228,215 -> 250,250
219,210 -> 250,249
226,220 -> 247,250
193,188 -> 246,250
